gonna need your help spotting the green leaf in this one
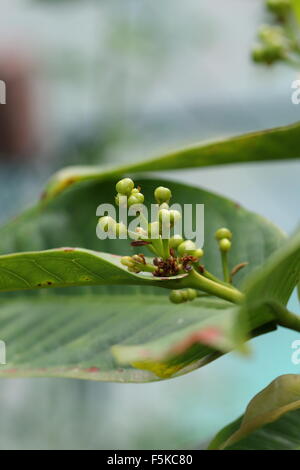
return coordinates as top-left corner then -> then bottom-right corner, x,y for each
241,229 -> 300,336
0,178 -> 286,381
208,375 -> 300,450
244,229 -> 300,307
0,248 -> 186,293
42,122 -> 300,201
0,295 -> 275,382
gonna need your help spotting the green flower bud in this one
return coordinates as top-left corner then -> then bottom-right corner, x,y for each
132,255 -> 145,264
116,178 -> 134,195
192,248 -> 204,259
177,240 -> 196,256
115,222 -> 127,237
128,266 -> 142,273
186,288 -> 197,301
128,193 -> 144,207
181,290 -> 189,302
154,186 -> 172,204
121,256 -> 134,268
215,227 -> 232,241
169,235 -> 184,249
219,238 -> 231,252
169,290 -> 184,304
98,216 -> 116,232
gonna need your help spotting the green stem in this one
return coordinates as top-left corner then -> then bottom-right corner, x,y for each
162,238 -> 170,259
151,238 -> 164,258
203,269 -> 234,289
185,269 -> 244,304
147,244 -> 159,256
141,263 -> 157,273
268,302 -> 300,333
221,251 -> 230,283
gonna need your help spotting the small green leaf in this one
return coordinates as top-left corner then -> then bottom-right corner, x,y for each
244,229 -> 300,307
0,248 -> 186,293
42,122 -> 300,201
209,375 -> 300,450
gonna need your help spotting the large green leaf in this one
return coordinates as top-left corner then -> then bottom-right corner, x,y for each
209,375 -> 300,450
0,295 -> 268,382
42,122 -> 300,201
0,178 -> 288,381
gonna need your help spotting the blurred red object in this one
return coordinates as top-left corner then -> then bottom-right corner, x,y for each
0,51 -> 38,160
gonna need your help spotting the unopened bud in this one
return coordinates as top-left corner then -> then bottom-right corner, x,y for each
177,240 -> 196,256
192,248 -> 204,259
215,227 -> 232,241
169,290 -> 184,304
154,186 -> 172,204
169,235 -> 184,249
219,238 -> 231,252
128,193 -> 144,207
116,178 -> 134,196
121,256 -> 134,268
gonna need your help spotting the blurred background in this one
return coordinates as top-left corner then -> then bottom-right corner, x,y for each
0,0 -> 299,449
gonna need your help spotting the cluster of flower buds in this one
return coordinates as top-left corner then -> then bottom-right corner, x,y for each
115,178 -> 145,207
121,254 -> 149,273
252,0 -> 300,67
98,178 -> 244,304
